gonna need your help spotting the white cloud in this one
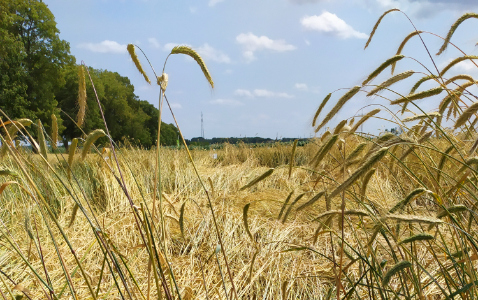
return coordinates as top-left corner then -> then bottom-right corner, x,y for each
78,40 -> 127,54
235,88 -> 294,98
236,33 -> 296,62
209,0 -> 224,7
189,6 -> 197,13
295,83 -> 308,91
197,43 -> 231,63
441,58 -> 478,75
163,42 -> 183,52
170,103 -> 182,109
210,99 -> 244,106
301,12 -> 368,39
148,38 -> 160,49
234,89 -> 254,97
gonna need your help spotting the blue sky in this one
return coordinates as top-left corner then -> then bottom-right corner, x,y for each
44,0 -> 478,139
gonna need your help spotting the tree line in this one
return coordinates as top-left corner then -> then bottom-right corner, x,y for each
0,0 -> 179,149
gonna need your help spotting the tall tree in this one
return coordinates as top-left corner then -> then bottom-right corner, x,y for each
0,0 -> 73,129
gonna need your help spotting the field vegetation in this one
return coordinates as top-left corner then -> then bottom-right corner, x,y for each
1,4 -> 478,300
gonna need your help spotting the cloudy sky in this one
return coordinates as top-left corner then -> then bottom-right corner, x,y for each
44,0 -> 478,139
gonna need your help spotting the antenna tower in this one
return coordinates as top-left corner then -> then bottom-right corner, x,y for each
201,112 -> 204,138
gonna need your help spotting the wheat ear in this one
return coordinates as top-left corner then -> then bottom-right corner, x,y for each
127,44 -> 151,84
333,119 -> 348,134
316,86 -> 361,133
444,74 -> 475,86
312,209 -> 369,222
81,129 -> 106,160
360,168 -> 376,197
410,75 -> 438,94
389,188 -> 426,213
364,8 -> 400,49
440,55 -> 478,77
77,65 -> 87,127
367,70 -> 414,96
328,147 -> 388,199
349,109 -> 380,134
363,55 -> 405,85
391,87 -> 443,105
240,168 -> 274,190
392,31 -> 423,74
68,204 -> 79,228
170,46 -> 214,88
398,233 -> 434,245
312,134 -> 339,168
312,93 -> 331,127
402,111 -> 440,123
37,119 -> 48,160
385,214 -> 442,225
346,142 -> 367,162
278,191 -> 294,220
68,138 -> 78,180
437,204 -> 467,218
437,13 -> 478,55
455,101 -> 478,129
51,114 -> 58,150
296,191 -> 326,211
282,193 -> 306,223
382,261 -> 412,286
243,203 -> 254,241
288,139 -> 298,179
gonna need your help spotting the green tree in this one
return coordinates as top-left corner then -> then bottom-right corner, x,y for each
0,0 -> 73,129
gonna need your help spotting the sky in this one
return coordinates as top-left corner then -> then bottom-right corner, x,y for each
43,0 -> 478,139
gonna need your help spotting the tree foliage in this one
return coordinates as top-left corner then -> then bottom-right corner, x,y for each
0,0 -> 179,148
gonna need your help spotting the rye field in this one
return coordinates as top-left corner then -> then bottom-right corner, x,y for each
2,9 -> 478,300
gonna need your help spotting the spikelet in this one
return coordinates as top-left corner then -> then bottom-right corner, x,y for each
240,168 -> 274,190
346,142 -> 367,162
51,114 -> 58,150
68,138 -> 78,180
127,44 -> 151,84
170,45 -> 214,88
312,209 -> 369,222
440,55 -> 478,77
402,111 -> 440,123
364,9 -> 400,49
316,86 -> 361,133
392,31 -> 423,74
360,168 -> 376,196
288,139 -> 298,179
333,119 -> 348,134
68,204 -> 79,227
243,203 -> 254,241
278,191 -> 294,220
385,214 -> 442,225
77,65 -> 87,127
328,147 -> 388,199
454,101 -> 478,129
312,93 -> 331,127
444,74 -> 475,86
382,261 -> 412,286
349,109 -> 381,134
296,191 -> 326,211
410,75 -> 438,94
437,204 -> 467,218
282,193 -> 306,223
348,118 -> 355,126
157,72 -> 169,91
362,55 -> 405,86
367,70 -> 414,96
437,13 -> 478,55
389,188 -> 426,213
81,129 -> 106,160
320,130 -> 331,142
398,233 -> 434,245
391,87 -> 443,105
312,134 -> 338,168
37,119 -> 48,160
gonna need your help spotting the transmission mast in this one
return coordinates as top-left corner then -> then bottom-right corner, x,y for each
201,112 -> 204,138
